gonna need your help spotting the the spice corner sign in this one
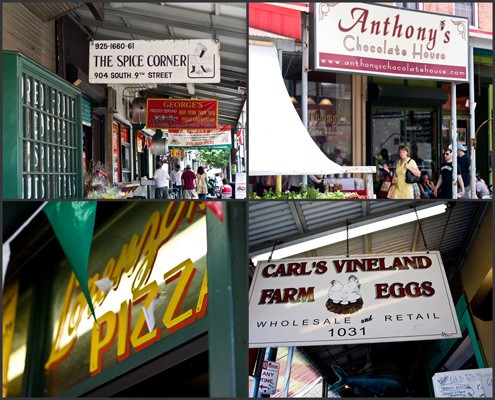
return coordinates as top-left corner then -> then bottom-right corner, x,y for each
249,251 -> 461,348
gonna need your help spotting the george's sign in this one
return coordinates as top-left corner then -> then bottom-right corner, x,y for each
249,252 -> 461,348
311,2 -> 469,81
146,98 -> 218,129
45,202 -> 209,378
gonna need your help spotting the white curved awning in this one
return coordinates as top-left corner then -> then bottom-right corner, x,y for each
249,42 -> 343,176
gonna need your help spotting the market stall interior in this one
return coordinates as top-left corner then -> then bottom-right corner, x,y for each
248,200 -> 492,397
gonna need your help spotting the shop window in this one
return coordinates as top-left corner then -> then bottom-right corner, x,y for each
120,126 -> 131,183
112,122 -> 132,183
2,281 -> 33,397
371,109 -> 438,179
441,118 -> 469,152
454,2 -> 476,27
396,3 -> 421,10
290,76 -> 353,166
248,348 -> 322,397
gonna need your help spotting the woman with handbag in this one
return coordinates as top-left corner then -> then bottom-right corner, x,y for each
383,145 -> 421,199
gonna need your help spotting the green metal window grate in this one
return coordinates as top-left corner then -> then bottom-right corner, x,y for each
3,51 -> 83,199
22,74 -> 79,198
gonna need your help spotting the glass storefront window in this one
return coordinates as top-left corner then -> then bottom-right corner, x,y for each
290,76 -> 353,166
371,109 -> 438,179
112,122 -> 133,183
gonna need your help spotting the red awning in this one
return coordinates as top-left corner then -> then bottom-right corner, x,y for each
249,3 -> 307,40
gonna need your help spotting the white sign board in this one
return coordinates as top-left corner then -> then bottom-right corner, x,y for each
432,368 -> 493,398
235,172 -> 247,199
168,125 -> 231,149
259,360 -> 280,395
249,252 -> 461,348
312,3 -> 469,82
89,39 -> 220,83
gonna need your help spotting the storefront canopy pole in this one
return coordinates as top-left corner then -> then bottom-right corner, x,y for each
301,12 -> 309,186
451,83 -> 458,198
276,47 -> 283,193
282,346 -> 295,397
469,44 -> 477,198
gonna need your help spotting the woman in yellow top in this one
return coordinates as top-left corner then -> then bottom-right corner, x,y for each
383,145 -> 421,199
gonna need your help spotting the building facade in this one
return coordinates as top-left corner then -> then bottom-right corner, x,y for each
249,2 -> 493,197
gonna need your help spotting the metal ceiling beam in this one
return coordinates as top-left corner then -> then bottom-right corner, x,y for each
76,10 -> 245,39
102,3 -> 246,32
86,2 -> 105,21
248,202 -> 447,256
75,18 -> 246,57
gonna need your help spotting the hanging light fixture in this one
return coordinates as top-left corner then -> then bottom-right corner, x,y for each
319,98 -> 333,106
307,97 -> 316,104
290,96 -> 298,104
251,203 -> 448,263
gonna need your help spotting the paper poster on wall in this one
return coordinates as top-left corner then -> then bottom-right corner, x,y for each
432,368 -> 493,398
235,172 -> 247,199
249,251 -> 461,347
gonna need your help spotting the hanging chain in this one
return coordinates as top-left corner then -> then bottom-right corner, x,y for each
209,12 -> 219,42
438,203 -> 452,251
413,204 -> 429,253
346,219 -> 350,257
268,239 -> 281,262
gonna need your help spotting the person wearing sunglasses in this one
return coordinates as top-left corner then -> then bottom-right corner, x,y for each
434,149 -> 465,199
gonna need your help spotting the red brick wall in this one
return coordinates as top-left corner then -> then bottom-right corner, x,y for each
477,3 -> 493,31
423,3 -> 453,15
378,3 -> 492,32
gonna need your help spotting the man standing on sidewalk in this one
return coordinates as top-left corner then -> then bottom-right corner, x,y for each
181,164 -> 198,199
434,148 -> 465,199
153,162 -> 170,199
170,164 -> 183,198
456,143 -> 471,199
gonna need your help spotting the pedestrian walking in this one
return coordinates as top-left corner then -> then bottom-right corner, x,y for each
455,143 -> 471,199
181,164 -> 198,199
152,162 -> 170,199
170,164 -> 183,198
383,145 -> 421,199
220,178 -> 233,199
196,166 -> 208,199
434,148 -> 465,199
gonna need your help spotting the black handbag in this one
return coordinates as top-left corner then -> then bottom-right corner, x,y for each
405,159 -> 417,184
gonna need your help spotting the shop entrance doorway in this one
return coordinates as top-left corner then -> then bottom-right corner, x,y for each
371,108 -> 440,180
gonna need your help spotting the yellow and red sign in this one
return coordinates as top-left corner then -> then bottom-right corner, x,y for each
44,202 -> 212,387
146,98 -> 218,129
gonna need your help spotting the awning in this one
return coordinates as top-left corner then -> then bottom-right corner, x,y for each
249,42 -> 343,176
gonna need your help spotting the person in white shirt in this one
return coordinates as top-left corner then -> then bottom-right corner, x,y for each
153,162 -> 170,199
170,164 -> 183,198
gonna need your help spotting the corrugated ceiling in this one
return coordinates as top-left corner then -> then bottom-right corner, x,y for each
28,2 -> 247,127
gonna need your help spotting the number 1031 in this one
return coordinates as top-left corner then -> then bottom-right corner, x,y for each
329,327 -> 366,337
